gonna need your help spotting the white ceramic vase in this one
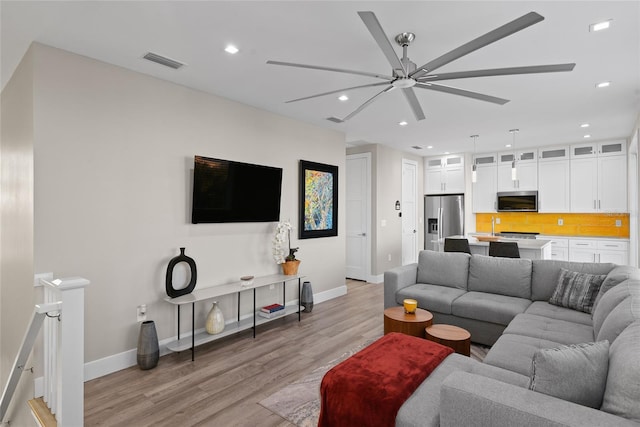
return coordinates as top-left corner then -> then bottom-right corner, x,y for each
205,301 -> 225,334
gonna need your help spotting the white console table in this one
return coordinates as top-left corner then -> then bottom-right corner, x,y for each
164,273 -> 304,361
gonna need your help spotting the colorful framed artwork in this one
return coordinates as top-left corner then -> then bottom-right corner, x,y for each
299,160 -> 338,239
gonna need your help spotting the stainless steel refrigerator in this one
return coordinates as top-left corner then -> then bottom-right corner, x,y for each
425,194 -> 465,250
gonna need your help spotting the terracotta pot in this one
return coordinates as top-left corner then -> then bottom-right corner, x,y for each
282,260 -> 301,275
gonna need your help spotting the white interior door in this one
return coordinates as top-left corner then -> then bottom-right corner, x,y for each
346,154 -> 371,281
402,159 -> 418,265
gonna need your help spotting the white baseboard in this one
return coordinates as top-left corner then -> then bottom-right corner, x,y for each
369,274 -> 383,284
32,285 -> 349,388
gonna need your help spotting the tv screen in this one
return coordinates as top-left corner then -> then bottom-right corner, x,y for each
192,156 -> 283,223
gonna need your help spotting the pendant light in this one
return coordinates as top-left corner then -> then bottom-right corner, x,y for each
509,129 -> 519,181
470,135 -> 479,183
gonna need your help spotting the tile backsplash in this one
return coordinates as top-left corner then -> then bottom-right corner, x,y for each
476,213 -> 630,238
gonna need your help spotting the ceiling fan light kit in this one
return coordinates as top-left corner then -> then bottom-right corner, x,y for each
267,10 -> 575,124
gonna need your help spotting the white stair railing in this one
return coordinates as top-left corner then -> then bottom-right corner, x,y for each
41,277 -> 90,426
0,277 -> 89,426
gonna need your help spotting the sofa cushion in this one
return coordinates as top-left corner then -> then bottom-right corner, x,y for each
524,301 -> 593,326
484,334 -> 567,376
595,266 -> 640,313
504,313 -> 594,345
396,284 -> 466,315
531,260 -> 615,301
592,280 -> 638,337
452,291 -> 531,326
468,255 -> 532,299
548,268 -> 606,314
417,250 -> 470,290
601,321 -> 640,421
596,297 -> 640,344
396,354 -> 528,427
529,341 -> 609,409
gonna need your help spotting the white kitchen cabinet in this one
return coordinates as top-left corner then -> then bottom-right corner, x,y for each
424,155 -> 465,194
570,140 -> 627,213
472,153 -> 498,213
497,150 -> 537,191
538,146 -> 570,213
540,237 -> 569,261
569,238 -> 629,264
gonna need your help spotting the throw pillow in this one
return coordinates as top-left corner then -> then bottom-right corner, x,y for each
601,321 -> 640,421
549,268 -> 606,313
529,341 -> 610,409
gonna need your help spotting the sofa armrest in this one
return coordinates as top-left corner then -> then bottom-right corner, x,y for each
440,372 -> 639,427
383,263 -> 418,308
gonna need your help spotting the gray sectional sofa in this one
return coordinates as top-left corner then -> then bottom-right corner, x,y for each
384,250 -> 640,426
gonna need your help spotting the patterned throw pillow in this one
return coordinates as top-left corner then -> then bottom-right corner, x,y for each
549,268 -> 606,313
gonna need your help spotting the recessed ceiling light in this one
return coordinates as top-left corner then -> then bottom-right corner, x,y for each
398,121 -> 408,126
596,81 -> 611,88
338,94 -> 349,102
444,152 -> 450,155
505,144 -> 512,148
411,145 -> 423,150
584,134 -> 592,138
224,45 -> 239,54
580,123 -> 590,128
427,146 -> 433,149
590,20 -> 612,32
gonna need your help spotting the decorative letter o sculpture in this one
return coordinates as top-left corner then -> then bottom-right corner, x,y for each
165,247 -> 197,298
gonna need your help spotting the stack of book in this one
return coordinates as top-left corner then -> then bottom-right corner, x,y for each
259,303 -> 285,319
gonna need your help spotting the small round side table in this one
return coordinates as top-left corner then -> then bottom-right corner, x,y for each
383,306 -> 433,338
425,324 -> 471,356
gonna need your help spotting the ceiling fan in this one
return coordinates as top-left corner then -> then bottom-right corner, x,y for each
267,11 -> 575,123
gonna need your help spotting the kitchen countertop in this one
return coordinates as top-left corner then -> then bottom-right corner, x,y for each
447,235 -> 552,249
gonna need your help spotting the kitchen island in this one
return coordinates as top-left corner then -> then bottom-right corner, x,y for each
432,235 -> 553,260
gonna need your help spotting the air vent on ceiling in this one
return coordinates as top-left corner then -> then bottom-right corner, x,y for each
412,146 -> 423,150
143,52 -> 185,70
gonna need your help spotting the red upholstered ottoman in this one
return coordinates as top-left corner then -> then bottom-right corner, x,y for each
318,332 -> 454,427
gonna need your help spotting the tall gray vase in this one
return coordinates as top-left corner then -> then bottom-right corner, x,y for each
301,281 -> 314,312
137,320 -> 159,370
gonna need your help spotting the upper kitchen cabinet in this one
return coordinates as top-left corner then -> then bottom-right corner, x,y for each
472,153 -> 498,213
538,146 -> 570,212
497,149 -> 538,191
570,141 -> 627,212
424,155 -> 465,194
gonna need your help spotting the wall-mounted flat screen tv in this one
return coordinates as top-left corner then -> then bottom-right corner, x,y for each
192,155 -> 283,223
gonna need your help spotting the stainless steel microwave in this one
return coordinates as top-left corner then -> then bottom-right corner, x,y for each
497,191 -> 538,212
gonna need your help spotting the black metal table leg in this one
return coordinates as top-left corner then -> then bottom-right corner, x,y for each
298,278 -> 301,321
253,288 -> 256,338
177,305 -> 181,341
237,291 -> 240,323
191,302 -> 195,361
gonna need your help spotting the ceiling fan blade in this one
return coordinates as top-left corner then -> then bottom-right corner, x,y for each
284,82 -> 390,103
358,11 -> 406,77
411,11 -> 544,78
402,88 -> 426,121
416,82 -> 509,105
267,60 -> 393,81
328,85 -> 395,123
418,63 -> 576,81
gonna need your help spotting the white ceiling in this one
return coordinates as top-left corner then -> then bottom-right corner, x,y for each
2,1 -> 639,155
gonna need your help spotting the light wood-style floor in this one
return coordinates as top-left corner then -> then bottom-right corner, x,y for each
84,279 -> 383,426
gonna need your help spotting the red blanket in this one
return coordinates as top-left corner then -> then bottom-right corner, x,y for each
319,332 -> 453,427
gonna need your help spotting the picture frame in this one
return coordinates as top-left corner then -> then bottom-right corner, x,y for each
299,160 -> 338,239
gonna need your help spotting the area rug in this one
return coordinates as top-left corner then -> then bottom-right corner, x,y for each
259,338 -> 489,426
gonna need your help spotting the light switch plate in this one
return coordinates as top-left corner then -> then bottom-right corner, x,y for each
558,219 -> 564,226
616,220 -> 622,227
495,218 -> 501,224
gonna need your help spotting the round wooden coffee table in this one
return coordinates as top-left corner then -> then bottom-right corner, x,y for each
425,324 -> 471,356
383,306 -> 433,338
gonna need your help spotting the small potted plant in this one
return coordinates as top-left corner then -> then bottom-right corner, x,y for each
273,220 -> 300,275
